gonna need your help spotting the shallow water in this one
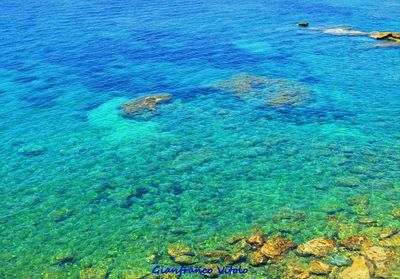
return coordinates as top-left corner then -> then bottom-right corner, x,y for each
0,0 -> 399,278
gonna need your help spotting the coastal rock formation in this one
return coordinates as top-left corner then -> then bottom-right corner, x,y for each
296,238 -> 337,257
218,73 -> 310,108
260,237 -> 296,260
120,93 -> 172,117
370,32 -> 400,41
337,256 -> 371,279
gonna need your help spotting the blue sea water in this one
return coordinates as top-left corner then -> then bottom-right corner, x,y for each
0,0 -> 399,278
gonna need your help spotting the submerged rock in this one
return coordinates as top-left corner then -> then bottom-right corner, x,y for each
225,252 -> 245,264
361,245 -> 395,277
296,238 -> 337,257
217,73 -> 310,108
342,236 -> 373,250
337,256 -> 371,279
17,144 -> 46,156
379,232 -> 400,247
335,176 -> 361,187
390,208 -> 400,218
309,260 -> 332,275
167,244 -> 193,258
248,251 -> 266,266
51,251 -> 75,265
246,234 -> 265,247
49,208 -> 74,222
120,94 -> 172,117
79,267 -> 109,279
173,255 -> 198,265
260,237 -> 296,260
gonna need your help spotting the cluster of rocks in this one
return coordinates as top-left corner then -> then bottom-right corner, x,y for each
163,203 -> 400,278
120,93 -> 172,117
297,22 -> 400,45
218,73 -> 311,108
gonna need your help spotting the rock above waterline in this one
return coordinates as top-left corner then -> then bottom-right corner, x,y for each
337,256 -> 371,279
370,32 -> 400,41
120,94 -> 172,117
298,22 -> 309,27
296,238 -> 337,257
260,237 -> 296,260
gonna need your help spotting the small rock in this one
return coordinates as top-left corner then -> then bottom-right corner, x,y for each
200,251 -> 227,262
370,32 -> 400,41
298,22 -> 309,27
167,244 -> 193,258
309,260 -> 331,275
390,208 -> 400,218
284,264 -> 310,279
18,144 -> 46,156
358,217 -> 377,225
51,252 -> 75,265
247,234 -> 265,247
379,233 -> 400,247
204,264 -> 219,278
226,235 -> 245,244
335,176 -> 361,187
120,94 -> 172,117
342,236 -> 373,250
337,256 -> 370,279
296,238 -> 336,257
248,251 -> 266,266
173,255 -> 198,265
225,252 -> 245,264
260,237 -> 296,260
49,208 -> 74,222
79,267 -> 109,279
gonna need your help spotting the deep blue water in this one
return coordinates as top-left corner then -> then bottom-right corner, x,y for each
0,0 -> 399,278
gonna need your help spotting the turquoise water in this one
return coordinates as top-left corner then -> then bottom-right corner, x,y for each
0,0 -> 399,278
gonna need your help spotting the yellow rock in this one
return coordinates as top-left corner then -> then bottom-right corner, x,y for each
260,237 -> 296,260
248,251 -> 266,266
337,256 -> 370,279
297,238 -> 337,257
309,260 -> 331,275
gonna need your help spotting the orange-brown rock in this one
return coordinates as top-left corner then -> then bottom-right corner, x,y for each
248,251 -> 266,266
247,234 -> 265,247
260,237 -> 296,260
121,94 -> 172,116
337,256 -> 371,279
296,238 -> 336,257
309,260 -> 331,275
342,236 -> 373,250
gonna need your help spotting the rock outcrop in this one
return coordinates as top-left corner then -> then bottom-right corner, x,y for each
120,94 -> 172,117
